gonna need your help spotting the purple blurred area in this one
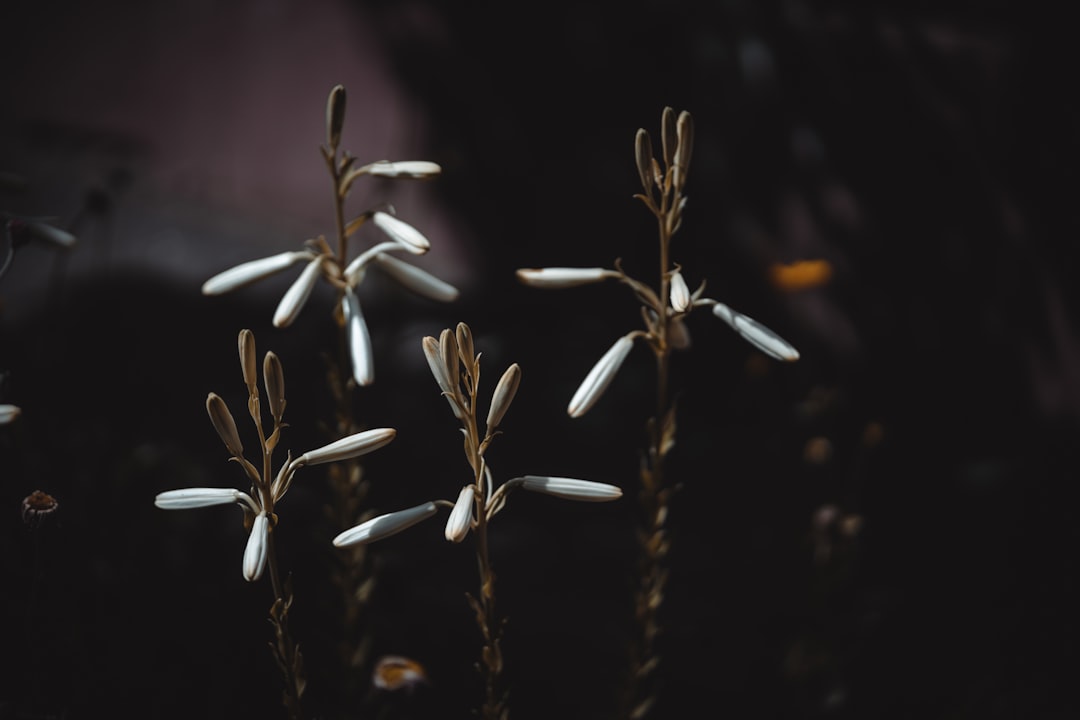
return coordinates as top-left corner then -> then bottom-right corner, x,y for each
1,1 -> 1077,719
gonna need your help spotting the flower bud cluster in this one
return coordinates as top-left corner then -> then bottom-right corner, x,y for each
156,330 -> 397,582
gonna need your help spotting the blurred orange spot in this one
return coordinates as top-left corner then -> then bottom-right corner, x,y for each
768,259 -> 832,292
373,655 -> 428,692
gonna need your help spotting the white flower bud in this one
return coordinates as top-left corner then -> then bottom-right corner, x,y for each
243,513 -> 270,582
154,487 -> 258,511
372,212 -> 430,254
25,221 -> 76,248
273,255 -> 326,328
362,161 -> 442,179
711,302 -> 800,361
515,267 -> 613,289
568,335 -> 634,418
374,253 -> 459,302
0,404 -> 21,424
444,486 -> 474,542
333,502 -> 438,547
519,476 -> 623,502
298,427 -> 396,465
669,270 -> 691,312
343,289 -> 374,386
201,251 -> 315,296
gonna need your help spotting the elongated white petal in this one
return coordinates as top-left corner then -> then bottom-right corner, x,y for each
711,302 -> 800,361
372,212 -> 430,254
515,267 -> 613,289
670,270 -> 691,312
374,253 -> 460,302
26,221 -> 76,248
243,513 -> 270,582
445,486 -> 474,543
0,404 -> 20,424
568,335 -> 634,418
298,427 -> 396,465
273,255 -> 326,328
333,502 -> 438,547
519,476 -> 623,501
363,161 -> 442,178
202,251 -> 315,295
343,289 -> 374,386
154,487 -> 257,511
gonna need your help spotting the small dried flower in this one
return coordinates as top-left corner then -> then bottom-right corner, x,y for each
297,427 -> 396,466
333,502 -> 439,547
515,267 -> 614,289
568,335 -> 635,418
21,490 -> 58,528
518,476 -> 623,501
445,486 -> 474,542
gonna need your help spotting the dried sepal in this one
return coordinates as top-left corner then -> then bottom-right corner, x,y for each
635,128 -> 655,196
273,255 -> 326,328
568,335 -> 635,418
661,106 -> 677,170
672,110 -> 694,192
326,84 -> 346,151
455,322 -> 474,366
486,363 -> 521,433
333,502 -> 439,547
207,392 -> 244,456
238,329 -> 258,392
263,351 -> 286,424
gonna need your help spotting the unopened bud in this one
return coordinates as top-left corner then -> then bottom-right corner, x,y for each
326,84 -> 346,150
207,392 -> 244,456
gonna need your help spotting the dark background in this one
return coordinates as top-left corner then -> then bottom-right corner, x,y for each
1,1 -> 1076,718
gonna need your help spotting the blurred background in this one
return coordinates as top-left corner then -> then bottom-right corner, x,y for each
1,1 -> 1075,718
